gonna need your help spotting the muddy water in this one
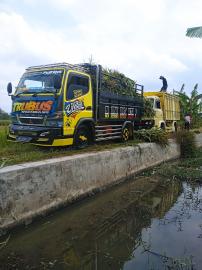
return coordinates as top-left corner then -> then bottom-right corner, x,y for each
0,177 -> 202,270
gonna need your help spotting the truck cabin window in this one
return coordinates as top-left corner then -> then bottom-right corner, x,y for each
66,74 -> 89,100
16,70 -> 64,95
155,100 -> 161,109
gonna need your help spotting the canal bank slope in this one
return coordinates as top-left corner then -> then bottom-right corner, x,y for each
0,134 -> 202,234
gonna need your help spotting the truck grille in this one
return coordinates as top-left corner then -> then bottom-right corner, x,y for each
19,116 -> 44,125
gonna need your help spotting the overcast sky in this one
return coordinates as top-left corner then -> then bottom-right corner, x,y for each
0,0 -> 202,112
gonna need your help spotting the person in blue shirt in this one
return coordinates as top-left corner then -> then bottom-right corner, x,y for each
159,76 -> 168,92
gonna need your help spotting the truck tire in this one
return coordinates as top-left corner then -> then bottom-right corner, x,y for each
74,125 -> 91,149
122,125 -> 130,142
174,122 -> 178,132
160,123 -> 165,130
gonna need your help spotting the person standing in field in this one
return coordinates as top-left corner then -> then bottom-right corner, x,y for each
184,113 -> 191,130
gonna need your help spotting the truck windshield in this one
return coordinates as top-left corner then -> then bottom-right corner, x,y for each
16,70 -> 64,95
147,98 -> 154,107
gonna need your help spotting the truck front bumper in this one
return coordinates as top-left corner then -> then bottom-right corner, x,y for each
7,124 -> 72,146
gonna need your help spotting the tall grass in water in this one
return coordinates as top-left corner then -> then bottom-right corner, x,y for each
176,130 -> 196,158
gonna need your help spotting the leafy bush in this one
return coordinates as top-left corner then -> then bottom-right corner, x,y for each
135,127 -> 168,146
176,130 -> 196,157
0,108 -> 10,120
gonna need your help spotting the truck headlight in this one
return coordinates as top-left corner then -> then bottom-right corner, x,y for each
45,120 -> 63,127
45,112 -> 63,127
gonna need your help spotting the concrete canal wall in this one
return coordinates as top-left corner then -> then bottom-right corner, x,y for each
0,134 -> 202,234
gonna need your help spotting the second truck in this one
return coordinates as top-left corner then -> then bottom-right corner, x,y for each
143,92 -> 180,131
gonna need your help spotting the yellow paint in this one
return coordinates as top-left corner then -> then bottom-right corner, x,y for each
51,138 -> 73,146
34,138 -> 73,147
63,70 -> 93,137
79,135 -> 87,141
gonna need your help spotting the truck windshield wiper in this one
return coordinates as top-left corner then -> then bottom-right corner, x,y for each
31,90 -> 55,97
15,92 -> 24,97
15,91 -> 39,97
41,90 -> 56,94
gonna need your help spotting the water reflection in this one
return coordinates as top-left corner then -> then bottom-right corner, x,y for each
0,179 -> 192,270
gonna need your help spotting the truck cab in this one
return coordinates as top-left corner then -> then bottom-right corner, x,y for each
145,96 -> 164,129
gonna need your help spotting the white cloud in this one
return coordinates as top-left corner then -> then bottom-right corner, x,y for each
1,0 -> 202,112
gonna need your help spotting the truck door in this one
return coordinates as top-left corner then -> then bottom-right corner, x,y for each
154,98 -> 163,126
63,71 -> 93,136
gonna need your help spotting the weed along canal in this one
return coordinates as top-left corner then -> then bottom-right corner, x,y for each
0,173 -> 202,270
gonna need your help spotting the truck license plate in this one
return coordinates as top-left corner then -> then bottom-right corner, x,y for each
16,136 -> 33,143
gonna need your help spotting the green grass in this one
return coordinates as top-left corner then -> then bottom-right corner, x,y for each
1,123 -> 200,168
0,127 -> 141,167
176,130 -> 197,158
158,148 -> 202,182
0,120 -> 10,126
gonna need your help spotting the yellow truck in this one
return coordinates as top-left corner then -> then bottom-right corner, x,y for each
143,92 -> 180,131
7,63 -> 144,147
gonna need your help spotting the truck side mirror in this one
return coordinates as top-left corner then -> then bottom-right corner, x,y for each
7,82 -> 12,95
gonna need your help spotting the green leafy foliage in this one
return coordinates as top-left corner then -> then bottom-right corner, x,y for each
143,98 -> 155,118
0,120 -> 10,126
176,130 -> 196,158
102,68 -> 136,96
174,84 -> 202,127
186,26 -> 202,38
158,148 -> 202,182
135,127 -> 168,146
0,108 -> 10,120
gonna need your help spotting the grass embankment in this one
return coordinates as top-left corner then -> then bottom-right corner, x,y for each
142,129 -> 202,183
0,126 -> 141,167
158,147 -> 202,182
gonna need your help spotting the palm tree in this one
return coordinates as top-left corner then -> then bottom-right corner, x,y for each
186,27 -> 202,38
186,27 -> 202,120
174,84 -> 202,124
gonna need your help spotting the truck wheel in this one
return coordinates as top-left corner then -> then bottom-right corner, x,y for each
160,123 -> 165,130
174,122 -> 178,132
122,126 -> 130,142
74,125 -> 90,149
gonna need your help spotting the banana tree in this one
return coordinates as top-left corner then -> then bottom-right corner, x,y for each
174,84 -> 202,125
186,27 -> 202,38
186,27 -> 202,122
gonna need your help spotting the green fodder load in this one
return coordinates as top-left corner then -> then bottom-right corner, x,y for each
135,127 -> 168,146
143,98 -> 155,118
102,69 -> 136,97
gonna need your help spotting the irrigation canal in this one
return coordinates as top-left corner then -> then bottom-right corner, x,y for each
0,176 -> 202,270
